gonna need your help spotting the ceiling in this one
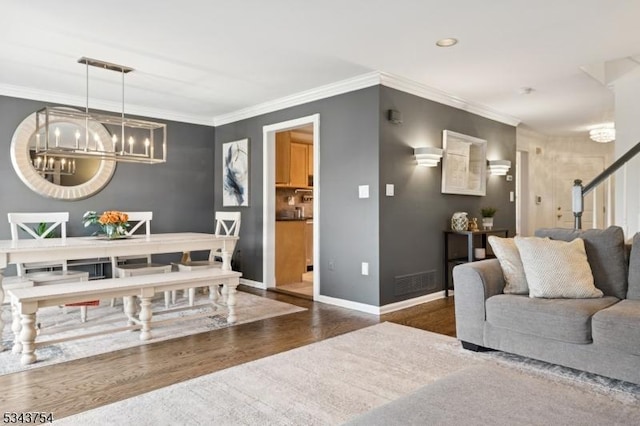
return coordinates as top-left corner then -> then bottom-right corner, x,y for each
2,1 -> 640,136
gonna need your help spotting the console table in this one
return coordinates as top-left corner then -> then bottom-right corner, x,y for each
443,229 -> 509,297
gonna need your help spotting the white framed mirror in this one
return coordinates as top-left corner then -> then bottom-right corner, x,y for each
10,109 -> 116,200
441,130 -> 487,196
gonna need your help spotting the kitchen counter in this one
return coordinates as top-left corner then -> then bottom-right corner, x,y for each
276,217 -> 313,222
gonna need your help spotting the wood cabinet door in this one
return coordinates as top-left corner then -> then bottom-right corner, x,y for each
275,221 -> 306,285
289,142 -> 308,187
308,144 -> 314,178
305,221 -> 313,267
275,132 -> 291,184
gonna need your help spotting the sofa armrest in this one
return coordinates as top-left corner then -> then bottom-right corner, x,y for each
453,259 -> 505,346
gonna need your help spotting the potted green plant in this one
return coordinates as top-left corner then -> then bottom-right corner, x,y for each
480,207 -> 497,230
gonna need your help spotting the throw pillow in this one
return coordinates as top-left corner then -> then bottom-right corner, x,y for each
534,226 -> 627,298
628,233 -> 640,300
515,236 -> 603,299
488,236 -> 528,294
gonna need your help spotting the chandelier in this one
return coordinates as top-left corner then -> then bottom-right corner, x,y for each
32,155 -> 76,176
34,57 -> 167,164
589,125 -> 615,143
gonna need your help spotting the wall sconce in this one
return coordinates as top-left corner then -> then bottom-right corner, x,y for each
488,160 -> 511,175
414,147 -> 443,167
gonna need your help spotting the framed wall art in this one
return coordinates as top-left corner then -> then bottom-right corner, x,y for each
222,138 -> 249,206
441,130 -> 487,196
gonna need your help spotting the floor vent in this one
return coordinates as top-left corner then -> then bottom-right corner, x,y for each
394,270 -> 437,296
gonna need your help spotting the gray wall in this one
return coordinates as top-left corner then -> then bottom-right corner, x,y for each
378,87 -> 517,305
215,87 -> 381,305
0,95 -> 216,272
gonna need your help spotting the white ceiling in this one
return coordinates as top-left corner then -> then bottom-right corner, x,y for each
2,1 -> 640,135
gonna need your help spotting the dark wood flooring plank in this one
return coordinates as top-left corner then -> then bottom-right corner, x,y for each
0,288 -> 455,419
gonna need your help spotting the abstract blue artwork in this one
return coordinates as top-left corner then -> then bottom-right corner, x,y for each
222,138 -> 249,206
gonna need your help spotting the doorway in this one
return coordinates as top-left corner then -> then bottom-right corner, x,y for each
263,114 -> 320,300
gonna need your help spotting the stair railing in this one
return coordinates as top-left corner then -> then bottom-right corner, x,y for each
572,141 -> 640,229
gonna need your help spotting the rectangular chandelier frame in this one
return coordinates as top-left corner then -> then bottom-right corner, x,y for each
34,57 -> 167,164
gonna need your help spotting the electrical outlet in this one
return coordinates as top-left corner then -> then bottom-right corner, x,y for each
328,260 -> 335,271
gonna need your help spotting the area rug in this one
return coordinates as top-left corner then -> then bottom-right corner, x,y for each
56,322 -> 640,425
0,290 -> 305,375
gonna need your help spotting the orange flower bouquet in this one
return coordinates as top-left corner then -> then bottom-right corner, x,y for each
83,210 -> 130,239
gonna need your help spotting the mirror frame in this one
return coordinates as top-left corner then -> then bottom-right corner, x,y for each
10,109 -> 116,200
441,130 -> 487,196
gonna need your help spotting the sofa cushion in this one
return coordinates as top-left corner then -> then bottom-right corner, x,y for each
515,237 -> 602,299
534,227 -> 628,299
628,233 -> 640,300
486,294 -> 619,344
592,300 -> 640,355
488,236 -> 528,294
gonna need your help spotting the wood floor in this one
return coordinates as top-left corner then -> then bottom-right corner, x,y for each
0,287 -> 456,420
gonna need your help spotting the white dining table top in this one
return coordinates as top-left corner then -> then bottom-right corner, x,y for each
0,232 -> 238,268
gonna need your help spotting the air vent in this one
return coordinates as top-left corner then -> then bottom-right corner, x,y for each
394,270 -> 437,296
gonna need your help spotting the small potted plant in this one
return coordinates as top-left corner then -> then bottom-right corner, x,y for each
480,207 -> 497,230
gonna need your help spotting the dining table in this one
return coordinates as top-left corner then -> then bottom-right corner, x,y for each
0,232 -> 239,351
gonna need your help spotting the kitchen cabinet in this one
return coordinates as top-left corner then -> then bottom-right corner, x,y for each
289,142 -> 308,187
276,131 -> 312,188
305,220 -> 313,267
276,221 -> 307,285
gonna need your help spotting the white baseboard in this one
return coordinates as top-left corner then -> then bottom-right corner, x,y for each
378,291 -> 450,315
239,278 -> 266,290
315,291 -> 451,315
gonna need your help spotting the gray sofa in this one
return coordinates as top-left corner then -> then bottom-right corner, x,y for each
453,226 -> 640,385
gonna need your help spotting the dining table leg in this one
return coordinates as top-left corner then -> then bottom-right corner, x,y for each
11,301 -> 22,354
0,270 -> 5,351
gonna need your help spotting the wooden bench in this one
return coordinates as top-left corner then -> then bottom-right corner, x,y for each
8,269 -> 241,365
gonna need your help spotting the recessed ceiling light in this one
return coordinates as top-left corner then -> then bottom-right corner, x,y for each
436,38 -> 458,47
518,87 -> 534,95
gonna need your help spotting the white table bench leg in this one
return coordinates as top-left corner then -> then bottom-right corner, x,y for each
224,279 -> 239,324
20,311 -> 37,365
11,301 -> 22,354
0,271 -> 5,351
124,296 -> 136,327
139,295 -> 153,341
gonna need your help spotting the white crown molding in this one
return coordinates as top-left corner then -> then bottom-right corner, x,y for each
379,72 -> 521,126
2,71 -> 521,128
213,71 -> 381,126
0,83 -> 215,126
214,71 -> 520,128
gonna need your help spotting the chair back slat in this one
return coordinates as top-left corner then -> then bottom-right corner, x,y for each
7,212 -> 70,276
115,212 -> 153,264
123,211 -> 152,237
215,212 -> 241,237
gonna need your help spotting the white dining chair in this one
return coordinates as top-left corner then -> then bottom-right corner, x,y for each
7,212 -> 91,321
175,211 -> 241,305
110,212 -> 173,308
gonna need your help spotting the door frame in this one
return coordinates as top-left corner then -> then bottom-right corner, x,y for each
263,114 -> 320,299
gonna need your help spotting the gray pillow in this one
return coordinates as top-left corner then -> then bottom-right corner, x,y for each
628,233 -> 640,300
534,226 -> 627,299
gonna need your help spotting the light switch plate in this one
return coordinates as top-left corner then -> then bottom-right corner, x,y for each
358,185 -> 369,199
510,191 -> 515,202
386,184 -> 394,196
361,262 -> 369,276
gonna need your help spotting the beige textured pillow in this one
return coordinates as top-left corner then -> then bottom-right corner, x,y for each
488,236 -> 528,294
514,236 -> 603,299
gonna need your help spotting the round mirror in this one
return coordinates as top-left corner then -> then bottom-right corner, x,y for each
10,109 -> 116,200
